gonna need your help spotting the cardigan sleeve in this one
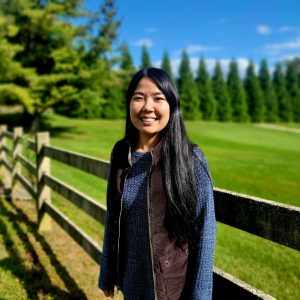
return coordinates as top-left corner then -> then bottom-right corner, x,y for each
183,147 -> 216,300
98,151 -> 117,291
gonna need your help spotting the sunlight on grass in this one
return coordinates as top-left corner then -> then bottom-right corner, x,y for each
9,113 -> 300,299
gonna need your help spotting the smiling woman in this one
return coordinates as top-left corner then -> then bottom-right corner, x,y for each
129,77 -> 170,152
98,68 -> 216,300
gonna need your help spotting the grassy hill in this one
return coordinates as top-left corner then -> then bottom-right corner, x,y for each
4,113 -> 300,299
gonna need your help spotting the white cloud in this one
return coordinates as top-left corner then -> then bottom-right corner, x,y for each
155,57 -> 251,78
185,44 -> 221,54
146,27 -> 157,33
264,36 -> 300,50
257,25 -> 271,35
173,44 -> 221,56
277,53 -> 300,62
134,38 -> 154,48
278,26 -> 300,33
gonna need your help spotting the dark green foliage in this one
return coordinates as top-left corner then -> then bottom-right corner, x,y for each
0,0 -> 121,130
244,61 -> 264,122
212,61 -> 231,121
119,41 -> 135,72
140,45 -> 152,69
177,51 -> 200,120
273,63 -> 292,122
227,59 -> 249,122
161,51 -> 173,79
196,58 -> 216,120
285,61 -> 300,122
258,59 -> 278,122
118,41 -> 136,117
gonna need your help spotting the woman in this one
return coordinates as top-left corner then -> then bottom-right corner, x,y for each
99,68 -> 216,299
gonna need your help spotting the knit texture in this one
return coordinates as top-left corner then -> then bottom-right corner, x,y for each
99,147 -> 216,300
119,151 -> 154,299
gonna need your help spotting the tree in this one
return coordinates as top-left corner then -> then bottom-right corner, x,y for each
258,59 -> 278,122
244,61 -> 264,122
195,58 -> 216,120
161,51 -> 173,79
116,41 -> 136,118
212,61 -> 231,121
0,0 -> 121,130
273,63 -> 292,122
140,44 -> 152,69
119,41 -> 135,72
227,59 -> 248,122
285,61 -> 300,122
177,51 -> 200,120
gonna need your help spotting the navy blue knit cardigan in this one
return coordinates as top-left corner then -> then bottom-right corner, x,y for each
99,147 -> 216,299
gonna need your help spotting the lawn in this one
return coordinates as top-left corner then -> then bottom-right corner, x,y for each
2,113 -> 300,299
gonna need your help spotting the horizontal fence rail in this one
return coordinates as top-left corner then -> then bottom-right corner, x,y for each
43,145 -> 109,179
15,173 -> 37,199
17,154 -> 36,174
44,174 -> 106,224
213,267 -> 275,300
43,201 -> 102,264
214,188 -> 300,251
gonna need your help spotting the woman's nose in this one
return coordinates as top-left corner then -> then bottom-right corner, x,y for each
142,98 -> 154,111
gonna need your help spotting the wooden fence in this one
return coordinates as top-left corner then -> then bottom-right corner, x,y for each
1,125 -> 300,300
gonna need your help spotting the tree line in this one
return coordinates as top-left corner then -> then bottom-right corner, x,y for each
1,0 -> 300,132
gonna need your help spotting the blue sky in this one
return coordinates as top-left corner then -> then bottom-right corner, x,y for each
85,0 -> 300,76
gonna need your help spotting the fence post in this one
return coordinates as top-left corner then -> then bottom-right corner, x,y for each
36,132 -> 51,231
0,125 -> 12,200
12,127 -> 23,182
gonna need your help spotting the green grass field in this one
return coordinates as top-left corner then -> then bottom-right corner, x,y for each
4,113 -> 300,299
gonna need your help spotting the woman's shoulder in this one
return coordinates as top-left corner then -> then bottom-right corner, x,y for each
191,144 -> 208,165
191,144 -> 213,184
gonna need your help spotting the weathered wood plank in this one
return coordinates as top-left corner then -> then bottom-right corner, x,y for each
44,174 -> 106,225
1,159 -> 13,173
43,201 -> 102,264
2,145 -> 12,155
43,145 -> 109,179
17,154 -> 36,174
214,188 -> 300,251
15,172 -> 36,199
213,267 -> 276,300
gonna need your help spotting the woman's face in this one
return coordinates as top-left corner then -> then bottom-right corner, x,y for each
130,77 -> 170,142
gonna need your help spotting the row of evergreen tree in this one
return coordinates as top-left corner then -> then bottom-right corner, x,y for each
132,45 -> 300,123
1,0 -> 300,132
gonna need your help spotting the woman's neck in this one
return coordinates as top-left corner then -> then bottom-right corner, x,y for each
135,134 -> 160,152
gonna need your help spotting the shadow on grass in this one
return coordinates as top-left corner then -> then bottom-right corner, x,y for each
0,112 -> 83,138
0,198 -> 87,299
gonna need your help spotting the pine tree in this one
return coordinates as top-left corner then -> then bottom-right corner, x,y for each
258,59 -> 278,122
273,63 -> 292,122
0,0 -> 121,128
119,41 -> 135,72
244,60 -> 264,122
161,51 -> 173,79
140,44 -> 152,69
286,61 -> 300,122
177,51 -> 200,120
117,41 -> 136,118
196,58 -> 216,120
212,61 -> 231,121
227,59 -> 249,122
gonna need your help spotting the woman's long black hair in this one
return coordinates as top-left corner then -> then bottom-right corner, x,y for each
125,68 -> 199,248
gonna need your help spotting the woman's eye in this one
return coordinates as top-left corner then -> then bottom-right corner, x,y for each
133,97 -> 143,101
155,97 -> 165,101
